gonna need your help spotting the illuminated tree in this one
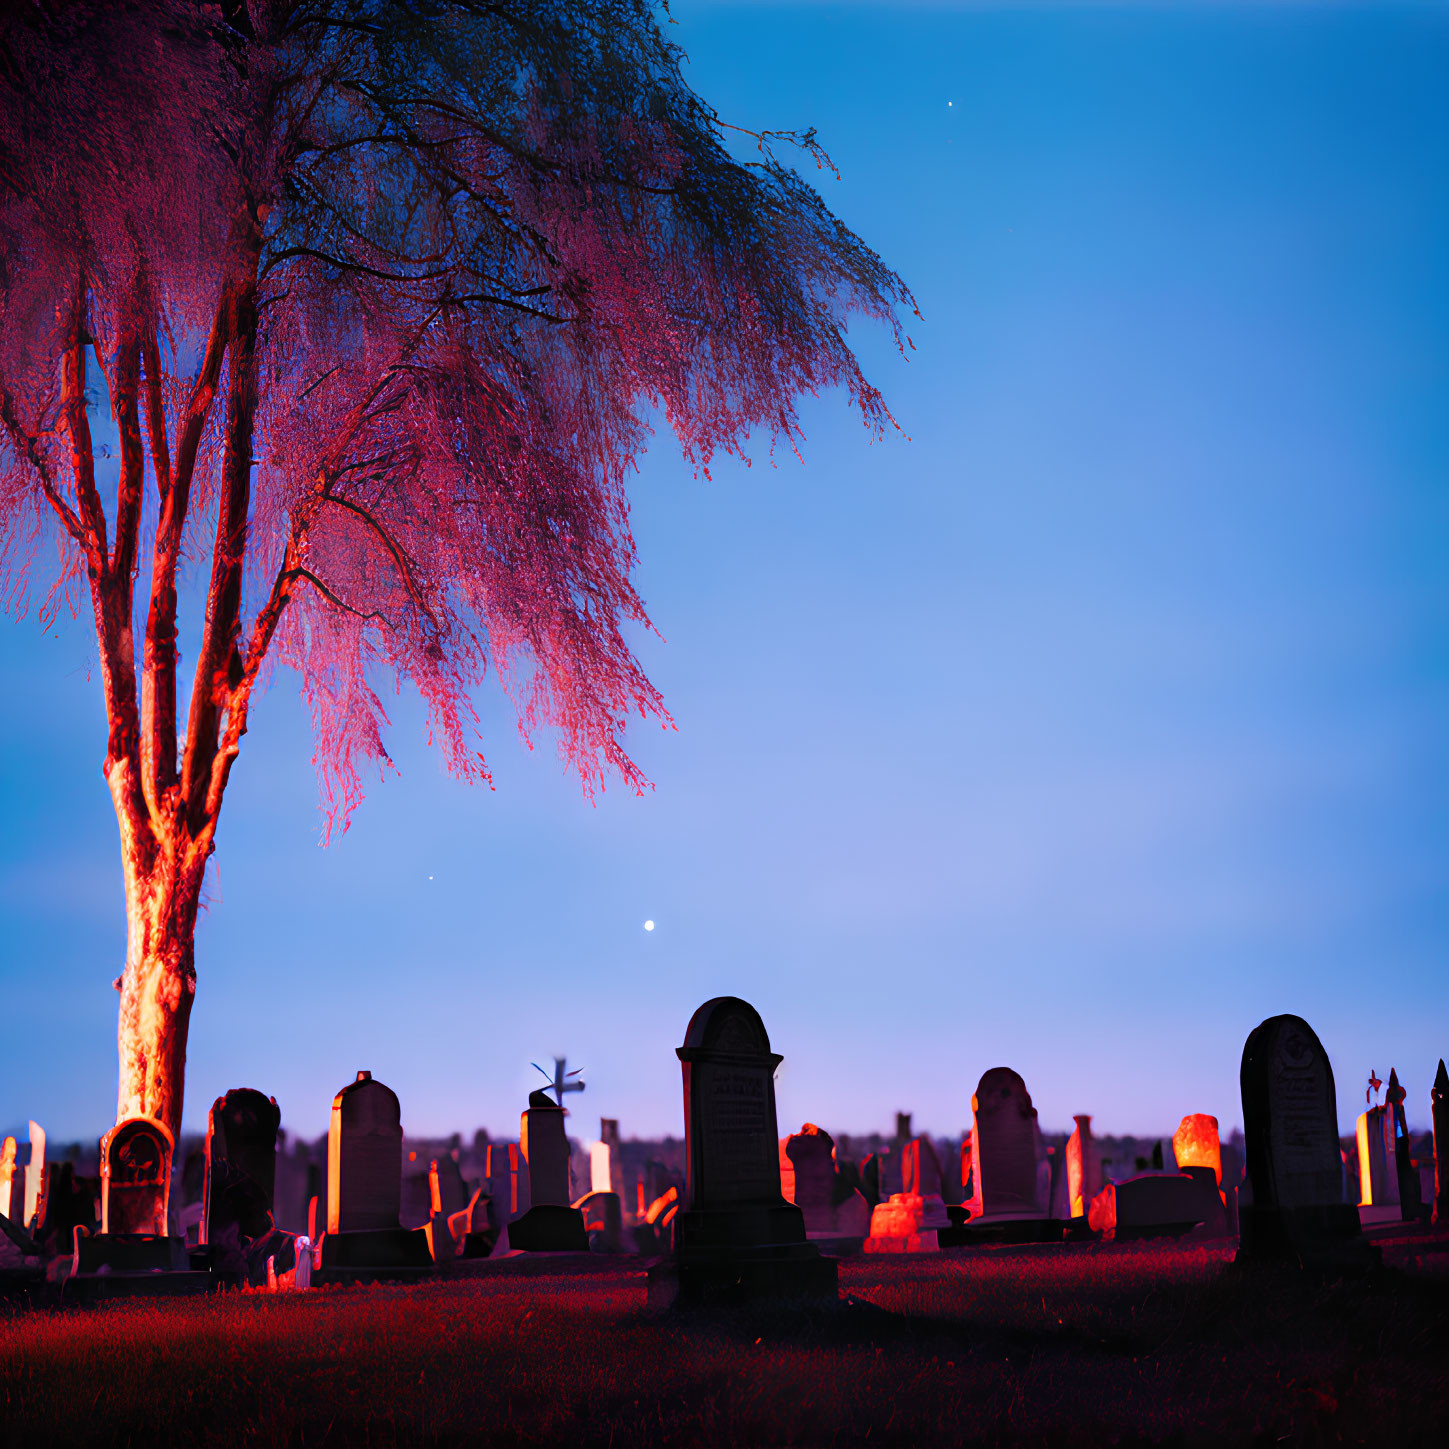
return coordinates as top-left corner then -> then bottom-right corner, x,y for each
0,1 -> 910,1137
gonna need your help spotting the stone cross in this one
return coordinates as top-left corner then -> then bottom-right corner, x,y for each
534,1057 -> 585,1112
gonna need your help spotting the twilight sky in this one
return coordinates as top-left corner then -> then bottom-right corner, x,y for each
1,0 -> 1445,1146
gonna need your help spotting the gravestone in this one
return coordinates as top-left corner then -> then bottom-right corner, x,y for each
508,1092 -> 588,1251
1385,1069 -> 1423,1221
901,1137 -> 951,1230
965,1068 -> 1047,1223
1433,1060 -> 1449,1226
33,1161 -> 100,1256
23,1120 -> 45,1231
327,1071 -> 402,1233
595,1118 -> 627,1203
0,1135 -> 14,1220
203,1088 -> 281,1248
648,996 -> 836,1307
576,1190 -> 627,1252
1355,1105 -> 1396,1207
1046,1146 -> 1069,1221
1066,1115 -> 1101,1219
102,1117 -> 172,1235
781,1123 -> 870,1238
1088,1172 -> 1211,1241
318,1071 -> 431,1280
1181,1165 -> 1229,1236
1238,1014 -> 1371,1266
423,1156 -> 474,1262
1172,1115 -> 1222,1185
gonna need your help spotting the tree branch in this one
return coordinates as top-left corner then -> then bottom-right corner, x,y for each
143,295 -> 232,814
323,493 -> 439,630
183,280 -> 258,834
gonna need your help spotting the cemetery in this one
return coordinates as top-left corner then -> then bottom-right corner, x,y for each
2,999 -> 1447,1444
2,1 -> 1446,1444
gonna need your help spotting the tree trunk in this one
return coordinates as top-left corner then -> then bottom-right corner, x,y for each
113,819 -> 204,1142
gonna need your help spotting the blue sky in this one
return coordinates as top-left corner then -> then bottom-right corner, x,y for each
1,1 -> 1445,1145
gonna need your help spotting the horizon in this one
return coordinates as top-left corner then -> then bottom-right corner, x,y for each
2,1 -> 1446,1145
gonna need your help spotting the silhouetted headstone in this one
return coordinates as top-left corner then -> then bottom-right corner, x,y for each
781,1123 -> 870,1238
577,1190 -> 626,1252
1386,1069 -> 1423,1222
1088,1172 -> 1209,1240
102,1117 -> 172,1235
1433,1060 -> 1449,1226
203,1088 -> 280,1248
33,1161 -> 99,1256
648,996 -> 836,1307
508,1094 -> 588,1251
1238,1014 -> 1370,1266
317,1072 -> 431,1281
966,1068 -> 1047,1222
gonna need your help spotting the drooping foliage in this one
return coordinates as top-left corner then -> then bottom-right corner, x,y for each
0,0 -> 910,829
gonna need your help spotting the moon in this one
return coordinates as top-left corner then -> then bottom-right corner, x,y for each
643,920 -> 655,932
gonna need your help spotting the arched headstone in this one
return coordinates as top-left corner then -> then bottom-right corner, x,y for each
648,996 -> 836,1307
327,1071 -> 402,1234
101,1117 -> 172,1236
1238,1014 -> 1371,1265
966,1068 -> 1047,1223
316,1072 -> 432,1282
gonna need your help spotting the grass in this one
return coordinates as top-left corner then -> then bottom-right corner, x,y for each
1,1240 -> 1446,1446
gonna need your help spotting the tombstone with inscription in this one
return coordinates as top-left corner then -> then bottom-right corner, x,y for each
66,1116 -> 198,1287
964,1068 -> 1048,1227
648,996 -> 836,1307
1238,1014 -> 1372,1266
203,1088 -> 281,1249
317,1071 -> 431,1281
102,1117 -> 172,1235
509,1091 -> 588,1251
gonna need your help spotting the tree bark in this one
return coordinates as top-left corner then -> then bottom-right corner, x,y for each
114,835 -> 204,1141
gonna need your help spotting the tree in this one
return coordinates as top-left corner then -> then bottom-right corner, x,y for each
0,0 -> 911,1139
